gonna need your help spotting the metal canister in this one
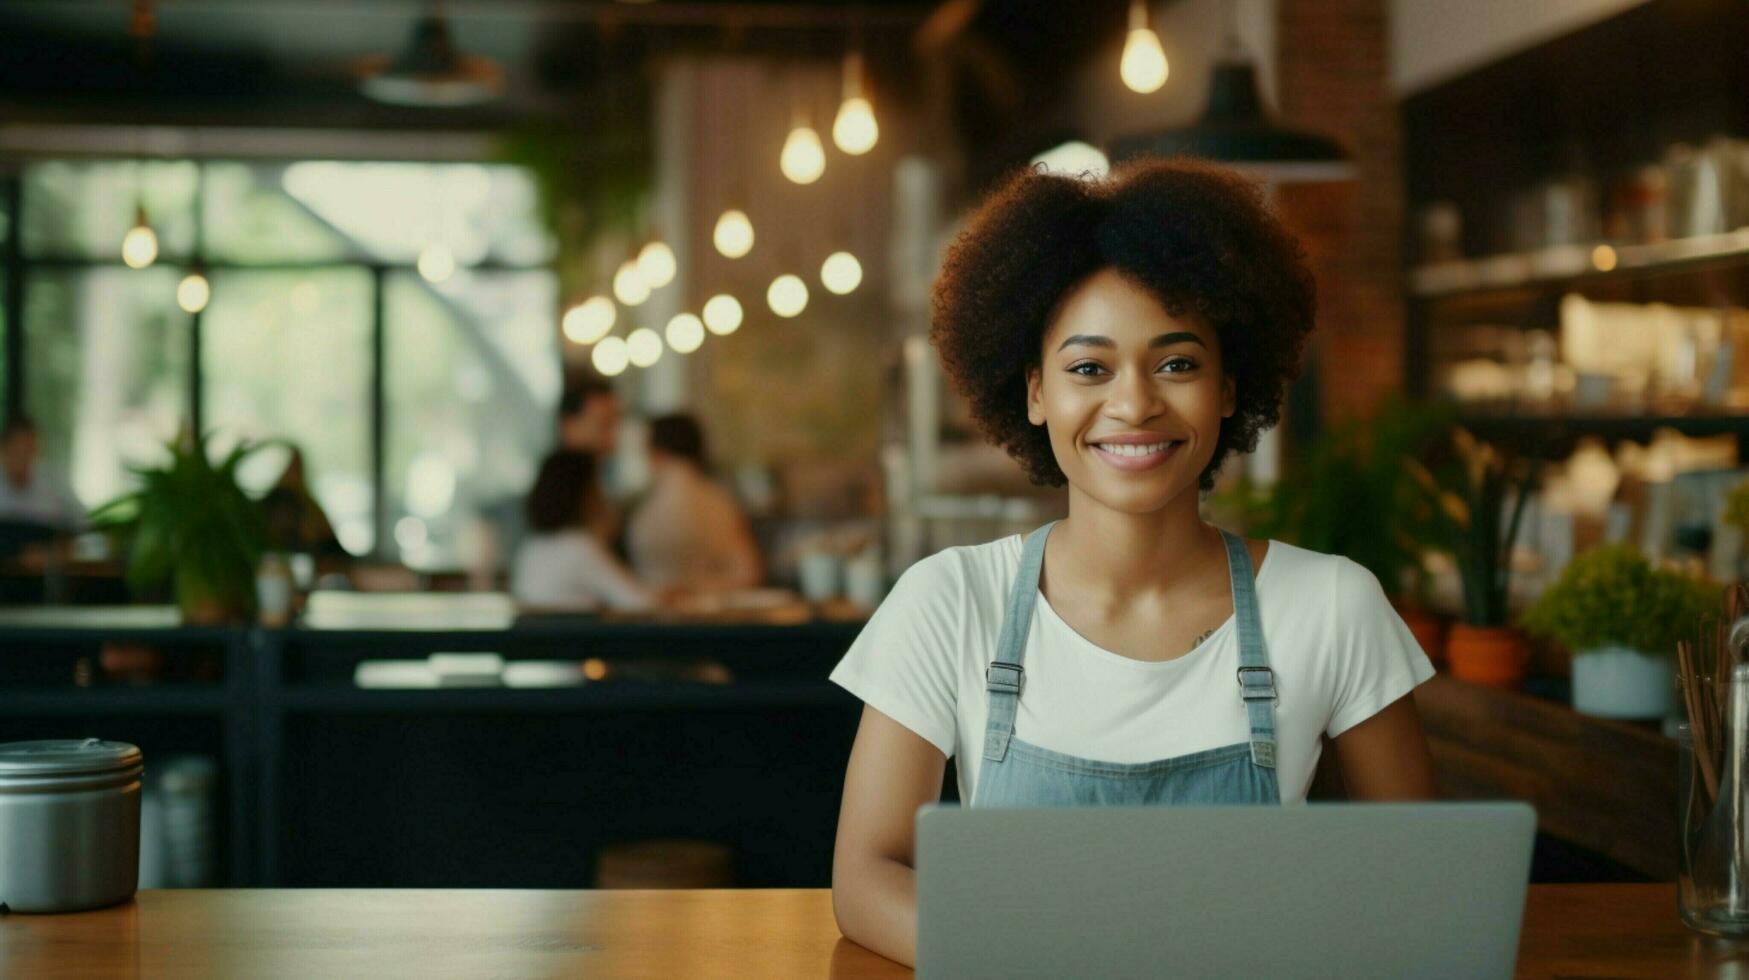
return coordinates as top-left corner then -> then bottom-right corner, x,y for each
0,739 -> 143,913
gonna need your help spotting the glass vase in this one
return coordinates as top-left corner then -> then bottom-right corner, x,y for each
1678,664 -> 1749,937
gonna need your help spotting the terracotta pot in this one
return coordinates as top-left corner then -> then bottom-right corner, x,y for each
1391,599 -> 1448,667
1446,624 -> 1529,687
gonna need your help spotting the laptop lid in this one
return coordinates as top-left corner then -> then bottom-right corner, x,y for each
916,802 -> 1536,980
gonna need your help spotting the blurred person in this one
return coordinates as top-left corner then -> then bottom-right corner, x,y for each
0,415 -> 82,531
557,377 -> 622,456
260,447 -> 344,557
626,414 -> 762,594
557,376 -> 629,548
511,450 -> 656,611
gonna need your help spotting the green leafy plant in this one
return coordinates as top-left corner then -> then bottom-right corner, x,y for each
1406,428 -> 1540,627
89,430 -> 268,623
1229,395 -> 1452,602
1724,478 -> 1749,536
1521,542 -> 1717,656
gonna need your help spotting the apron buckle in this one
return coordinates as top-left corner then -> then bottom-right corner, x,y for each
986,662 -> 1025,696
1237,665 -> 1277,703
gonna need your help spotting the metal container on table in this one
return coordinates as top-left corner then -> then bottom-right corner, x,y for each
0,739 -> 143,913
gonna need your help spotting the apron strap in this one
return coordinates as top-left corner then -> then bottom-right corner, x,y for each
981,521 -> 1055,763
1222,529 -> 1279,769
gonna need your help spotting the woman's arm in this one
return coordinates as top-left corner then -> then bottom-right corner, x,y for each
1330,691 -> 1438,800
832,704 -> 948,967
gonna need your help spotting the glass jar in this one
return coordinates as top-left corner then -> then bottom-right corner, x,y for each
1677,665 -> 1749,937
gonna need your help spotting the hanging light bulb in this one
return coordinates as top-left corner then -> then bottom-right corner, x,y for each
121,205 -> 158,269
626,327 -> 664,368
833,52 -> 879,155
1120,0 -> 1169,94
418,242 -> 456,283
612,258 -> 650,306
562,295 -> 617,346
767,274 -> 809,318
665,313 -> 706,354
781,122 -> 826,185
713,209 -> 755,259
177,268 -> 211,314
702,294 -> 743,336
636,239 -> 676,289
592,336 -> 630,376
820,251 -> 863,295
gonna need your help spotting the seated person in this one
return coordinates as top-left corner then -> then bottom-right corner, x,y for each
511,450 -> 656,612
260,447 -> 345,558
0,415 -> 82,532
626,414 -> 762,594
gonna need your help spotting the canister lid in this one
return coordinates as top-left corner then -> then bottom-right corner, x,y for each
0,739 -> 143,776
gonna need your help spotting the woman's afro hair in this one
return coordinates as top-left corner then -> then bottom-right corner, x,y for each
930,158 -> 1317,491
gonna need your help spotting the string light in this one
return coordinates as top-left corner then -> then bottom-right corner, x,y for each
612,258 -> 650,306
781,124 -> 826,185
833,51 -> 879,155
702,294 -> 743,336
1120,0 -> 1169,94
768,274 -> 809,318
121,205 -> 158,269
636,239 -> 676,289
592,336 -> 630,376
713,209 -> 755,259
665,313 -> 705,354
176,269 -> 210,313
626,327 -> 664,368
562,295 -> 616,346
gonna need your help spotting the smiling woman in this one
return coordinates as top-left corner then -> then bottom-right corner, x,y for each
829,160 -> 1438,967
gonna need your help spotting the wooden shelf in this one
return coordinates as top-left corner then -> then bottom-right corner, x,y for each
1414,673 -> 1675,879
1457,411 -> 1749,445
1411,230 -> 1749,298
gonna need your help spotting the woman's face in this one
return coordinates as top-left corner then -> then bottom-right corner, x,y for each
1026,267 -> 1233,516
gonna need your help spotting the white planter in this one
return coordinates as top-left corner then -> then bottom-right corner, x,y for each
1571,645 -> 1676,719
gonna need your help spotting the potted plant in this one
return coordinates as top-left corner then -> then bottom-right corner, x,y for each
90,430 -> 267,625
1407,429 -> 1540,687
1521,542 -> 1716,719
1233,396 -> 1454,662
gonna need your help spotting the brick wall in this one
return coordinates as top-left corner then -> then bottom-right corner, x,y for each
1274,0 -> 1403,423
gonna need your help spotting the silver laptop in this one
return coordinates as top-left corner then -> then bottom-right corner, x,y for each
916,802 -> 1536,980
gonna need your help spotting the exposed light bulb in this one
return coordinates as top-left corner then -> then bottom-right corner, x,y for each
713,209 -> 755,259
702,294 -> 743,336
820,251 -> 863,295
592,335 -> 630,376
665,313 -> 705,354
636,239 -> 677,289
121,206 -> 158,269
418,243 -> 456,283
833,53 -> 879,155
1120,1 -> 1169,94
781,125 -> 826,185
176,271 -> 211,314
613,259 -> 650,306
767,274 -> 809,318
626,327 -> 664,368
562,295 -> 617,346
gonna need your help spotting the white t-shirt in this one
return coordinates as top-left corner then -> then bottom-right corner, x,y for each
829,534 -> 1435,803
510,529 -> 657,612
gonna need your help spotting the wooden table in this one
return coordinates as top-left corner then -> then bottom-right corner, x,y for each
2,885 -> 1744,978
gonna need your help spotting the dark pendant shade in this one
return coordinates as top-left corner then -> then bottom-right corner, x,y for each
360,15 -> 503,108
1110,60 -> 1353,182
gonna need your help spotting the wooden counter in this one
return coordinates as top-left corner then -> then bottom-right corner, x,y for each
2,885 -> 1742,978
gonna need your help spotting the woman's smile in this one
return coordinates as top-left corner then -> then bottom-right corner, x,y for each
1087,435 -> 1185,471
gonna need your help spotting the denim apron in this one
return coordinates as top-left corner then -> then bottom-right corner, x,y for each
973,522 -> 1282,807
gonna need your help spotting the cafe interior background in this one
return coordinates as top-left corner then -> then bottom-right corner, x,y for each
0,0 -> 1743,892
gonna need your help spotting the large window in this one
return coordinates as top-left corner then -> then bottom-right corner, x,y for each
12,159 -> 559,564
